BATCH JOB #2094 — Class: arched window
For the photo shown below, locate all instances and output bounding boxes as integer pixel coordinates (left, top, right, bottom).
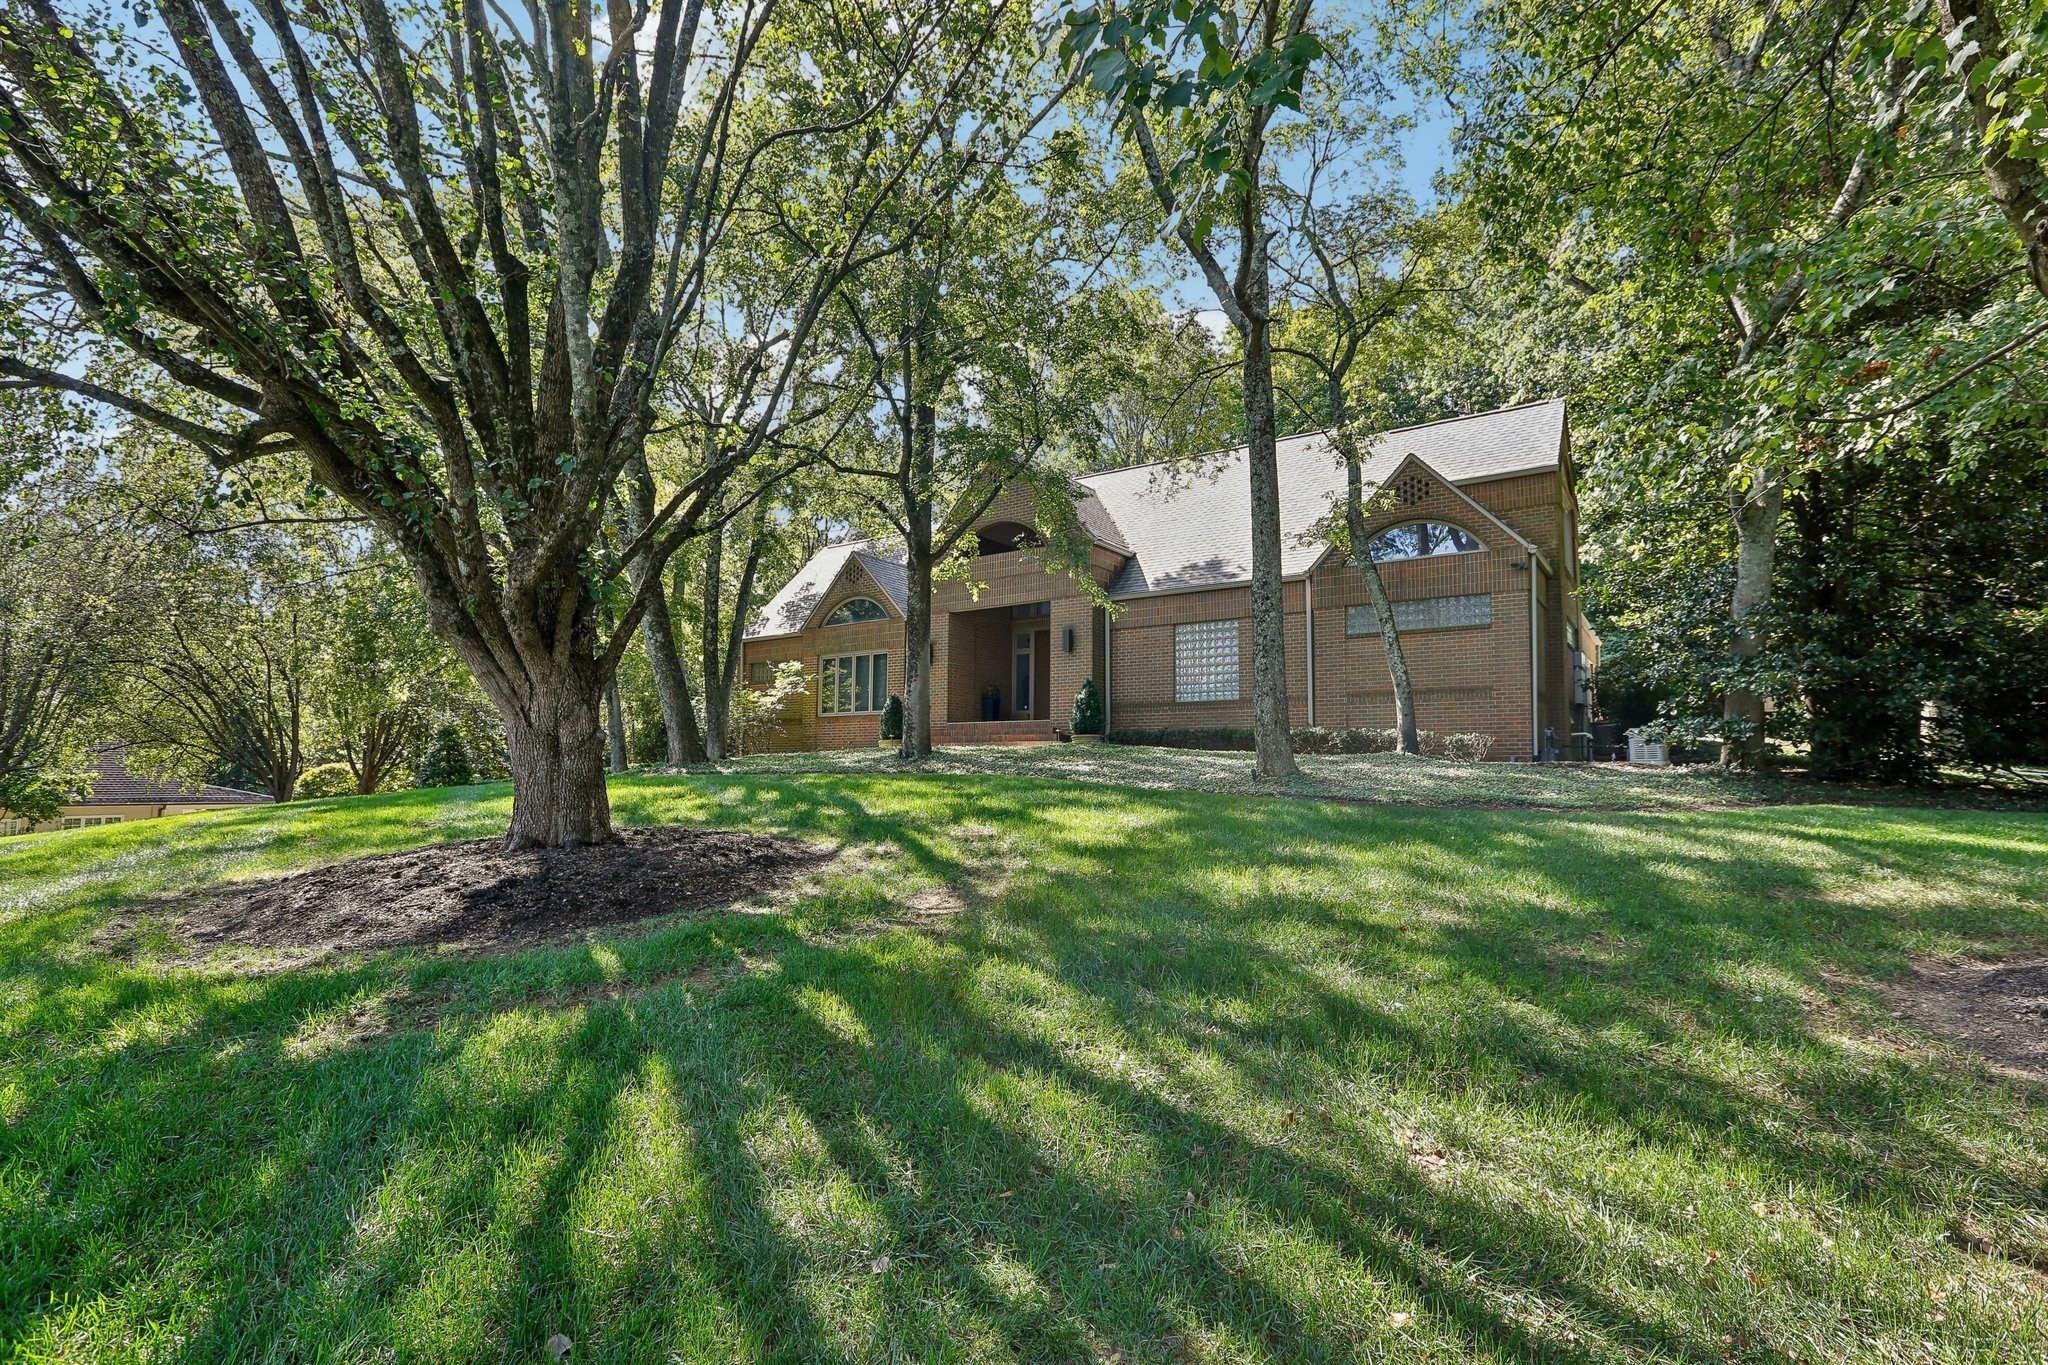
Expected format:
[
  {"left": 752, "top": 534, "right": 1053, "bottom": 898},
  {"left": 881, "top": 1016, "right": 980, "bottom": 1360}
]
[
  {"left": 824, "top": 597, "right": 888, "bottom": 626},
  {"left": 1368, "top": 521, "right": 1485, "bottom": 562},
  {"left": 976, "top": 521, "right": 1042, "bottom": 555}
]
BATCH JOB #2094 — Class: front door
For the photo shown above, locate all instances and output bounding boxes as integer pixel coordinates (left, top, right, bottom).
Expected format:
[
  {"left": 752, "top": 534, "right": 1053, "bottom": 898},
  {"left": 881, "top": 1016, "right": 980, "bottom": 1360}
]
[{"left": 1013, "top": 631, "right": 1034, "bottom": 719}]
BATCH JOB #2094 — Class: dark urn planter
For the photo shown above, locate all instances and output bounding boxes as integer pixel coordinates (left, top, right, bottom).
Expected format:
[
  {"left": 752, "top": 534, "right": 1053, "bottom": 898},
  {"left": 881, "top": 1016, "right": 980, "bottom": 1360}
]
[{"left": 981, "top": 692, "right": 1000, "bottom": 722}]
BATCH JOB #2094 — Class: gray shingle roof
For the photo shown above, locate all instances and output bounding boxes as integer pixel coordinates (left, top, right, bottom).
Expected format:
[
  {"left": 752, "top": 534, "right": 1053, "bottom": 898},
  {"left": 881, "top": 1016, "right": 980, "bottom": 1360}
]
[
  {"left": 1080, "top": 400, "right": 1565, "bottom": 598},
  {"left": 748, "top": 541, "right": 910, "bottom": 640},
  {"left": 78, "top": 744, "right": 272, "bottom": 806},
  {"left": 744, "top": 401, "right": 1565, "bottom": 633}
]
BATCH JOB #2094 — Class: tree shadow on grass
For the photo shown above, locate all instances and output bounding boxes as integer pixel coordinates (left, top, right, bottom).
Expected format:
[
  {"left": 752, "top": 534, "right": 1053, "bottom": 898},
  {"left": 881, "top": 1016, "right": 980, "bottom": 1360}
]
[{"left": 8, "top": 774, "right": 2048, "bottom": 1360}]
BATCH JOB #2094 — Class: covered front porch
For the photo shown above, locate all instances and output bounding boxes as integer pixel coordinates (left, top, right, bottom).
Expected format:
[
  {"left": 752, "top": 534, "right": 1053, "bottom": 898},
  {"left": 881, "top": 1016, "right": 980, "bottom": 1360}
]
[{"left": 944, "top": 600, "right": 1053, "bottom": 723}]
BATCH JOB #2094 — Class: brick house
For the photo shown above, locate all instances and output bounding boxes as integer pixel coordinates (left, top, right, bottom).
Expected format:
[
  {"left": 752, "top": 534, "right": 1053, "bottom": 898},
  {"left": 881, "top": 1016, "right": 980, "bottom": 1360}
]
[{"left": 741, "top": 399, "right": 1598, "bottom": 759}]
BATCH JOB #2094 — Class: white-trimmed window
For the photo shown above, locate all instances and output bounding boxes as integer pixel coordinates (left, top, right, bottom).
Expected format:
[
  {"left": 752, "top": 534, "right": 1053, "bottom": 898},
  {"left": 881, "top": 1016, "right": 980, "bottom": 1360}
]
[
  {"left": 0, "top": 817, "right": 31, "bottom": 837},
  {"left": 1368, "top": 521, "right": 1484, "bottom": 562},
  {"left": 820, "top": 652, "right": 889, "bottom": 715},
  {"left": 1347, "top": 594, "right": 1493, "bottom": 635},
  {"left": 59, "top": 815, "right": 122, "bottom": 830},
  {"left": 1175, "top": 620, "right": 1240, "bottom": 702}
]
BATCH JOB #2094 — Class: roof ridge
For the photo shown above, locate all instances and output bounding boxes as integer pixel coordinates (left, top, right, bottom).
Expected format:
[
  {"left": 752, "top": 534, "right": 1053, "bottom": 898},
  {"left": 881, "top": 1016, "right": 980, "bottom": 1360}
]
[{"left": 1074, "top": 398, "right": 1562, "bottom": 484}]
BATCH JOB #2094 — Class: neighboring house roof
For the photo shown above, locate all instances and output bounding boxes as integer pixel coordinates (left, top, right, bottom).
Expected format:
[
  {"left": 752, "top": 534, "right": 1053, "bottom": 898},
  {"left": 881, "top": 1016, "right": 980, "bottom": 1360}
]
[
  {"left": 745, "top": 400, "right": 1567, "bottom": 634},
  {"left": 76, "top": 745, "right": 273, "bottom": 807}
]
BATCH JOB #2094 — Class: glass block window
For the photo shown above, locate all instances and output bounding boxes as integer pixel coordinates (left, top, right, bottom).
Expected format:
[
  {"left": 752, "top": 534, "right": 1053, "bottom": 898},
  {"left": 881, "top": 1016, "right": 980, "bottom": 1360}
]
[
  {"left": 748, "top": 661, "right": 773, "bottom": 684},
  {"left": 820, "top": 652, "right": 888, "bottom": 714},
  {"left": 824, "top": 597, "right": 888, "bottom": 626},
  {"left": 1347, "top": 594, "right": 1493, "bottom": 635},
  {"left": 1175, "top": 620, "right": 1240, "bottom": 702}
]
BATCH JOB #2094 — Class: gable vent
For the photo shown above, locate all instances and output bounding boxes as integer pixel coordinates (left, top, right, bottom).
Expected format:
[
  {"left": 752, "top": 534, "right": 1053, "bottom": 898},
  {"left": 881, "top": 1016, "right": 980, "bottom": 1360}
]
[{"left": 1393, "top": 472, "right": 1431, "bottom": 507}]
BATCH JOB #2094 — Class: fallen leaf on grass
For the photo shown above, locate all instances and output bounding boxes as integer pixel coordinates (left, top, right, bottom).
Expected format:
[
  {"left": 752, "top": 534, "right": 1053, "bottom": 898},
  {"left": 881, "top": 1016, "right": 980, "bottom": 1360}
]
[{"left": 547, "top": 1334, "right": 572, "bottom": 1359}]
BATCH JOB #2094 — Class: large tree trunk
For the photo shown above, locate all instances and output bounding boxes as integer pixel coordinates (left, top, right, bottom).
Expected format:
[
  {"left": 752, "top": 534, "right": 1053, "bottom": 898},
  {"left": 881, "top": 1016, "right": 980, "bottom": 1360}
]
[
  {"left": 1723, "top": 472, "right": 1783, "bottom": 766},
  {"left": 1329, "top": 406, "right": 1419, "bottom": 755},
  {"left": 1238, "top": 239, "right": 1299, "bottom": 781},
  {"left": 902, "top": 401, "right": 938, "bottom": 759},
  {"left": 703, "top": 516, "right": 767, "bottom": 761},
  {"left": 499, "top": 674, "right": 613, "bottom": 848}
]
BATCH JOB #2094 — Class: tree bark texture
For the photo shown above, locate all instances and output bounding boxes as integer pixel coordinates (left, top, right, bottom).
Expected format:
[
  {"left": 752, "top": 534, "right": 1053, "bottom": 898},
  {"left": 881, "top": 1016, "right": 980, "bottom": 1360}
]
[
  {"left": 1723, "top": 473, "right": 1783, "bottom": 765},
  {"left": 902, "top": 400, "right": 938, "bottom": 760},
  {"left": 1237, "top": 234, "right": 1300, "bottom": 780}
]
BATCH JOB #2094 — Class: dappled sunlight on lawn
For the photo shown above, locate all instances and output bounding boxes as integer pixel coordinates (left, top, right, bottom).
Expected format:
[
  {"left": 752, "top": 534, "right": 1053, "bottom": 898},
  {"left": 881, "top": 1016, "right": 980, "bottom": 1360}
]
[{"left": 2, "top": 772, "right": 2046, "bottom": 1359}]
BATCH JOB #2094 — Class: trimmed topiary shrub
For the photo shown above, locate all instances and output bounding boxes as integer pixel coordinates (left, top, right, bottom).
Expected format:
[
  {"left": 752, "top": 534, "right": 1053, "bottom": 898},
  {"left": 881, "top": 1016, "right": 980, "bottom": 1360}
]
[
  {"left": 416, "top": 723, "right": 476, "bottom": 788},
  {"left": 1443, "top": 732, "right": 1495, "bottom": 762},
  {"left": 1070, "top": 680, "right": 1105, "bottom": 735},
  {"left": 879, "top": 693, "right": 903, "bottom": 741},
  {"left": 295, "top": 762, "right": 358, "bottom": 799}
]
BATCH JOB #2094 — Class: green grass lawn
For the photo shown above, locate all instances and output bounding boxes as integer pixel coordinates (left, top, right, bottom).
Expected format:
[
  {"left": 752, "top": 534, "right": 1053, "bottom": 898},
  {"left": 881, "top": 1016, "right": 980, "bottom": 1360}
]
[
  {"left": 3, "top": 770, "right": 2048, "bottom": 1362},
  {"left": 694, "top": 742, "right": 2047, "bottom": 811}
]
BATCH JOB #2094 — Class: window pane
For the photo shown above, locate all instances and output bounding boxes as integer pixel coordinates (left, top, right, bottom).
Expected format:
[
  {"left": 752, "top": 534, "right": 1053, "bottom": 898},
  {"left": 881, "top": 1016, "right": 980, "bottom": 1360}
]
[
  {"left": 825, "top": 598, "right": 888, "bottom": 626},
  {"left": 855, "top": 653, "right": 871, "bottom": 712},
  {"left": 1369, "top": 521, "right": 1483, "bottom": 562},
  {"left": 872, "top": 654, "right": 887, "bottom": 705},
  {"left": 1174, "top": 620, "right": 1240, "bottom": 702}
]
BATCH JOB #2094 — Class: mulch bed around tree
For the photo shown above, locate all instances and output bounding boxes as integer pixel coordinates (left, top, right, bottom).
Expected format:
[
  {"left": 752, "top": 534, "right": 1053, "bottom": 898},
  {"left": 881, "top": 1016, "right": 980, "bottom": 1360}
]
[
  {"left": 175, "top": 826, "right": 831, "bottom": 957},
  {"left": 1889, "top": 958, "right": 2048, "bottom": 1084}
]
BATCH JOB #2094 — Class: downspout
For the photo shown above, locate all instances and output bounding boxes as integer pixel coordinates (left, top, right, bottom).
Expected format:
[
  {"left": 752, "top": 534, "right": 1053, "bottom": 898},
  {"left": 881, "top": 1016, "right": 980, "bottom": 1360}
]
[
  {"left": 1103, "top": 604, "right": 1113, "bottom": 734},
  {"left": 1529, "top": 566, "right": 1541, "bottom": 760},
  {"left": 1304, "top": 576, "right": 1315, "bottom": 727}
]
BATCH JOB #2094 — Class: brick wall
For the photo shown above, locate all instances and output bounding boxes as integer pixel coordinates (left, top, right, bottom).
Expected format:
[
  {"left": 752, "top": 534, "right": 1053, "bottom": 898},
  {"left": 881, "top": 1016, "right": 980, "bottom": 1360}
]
[
  {"left": 740, "top": 576, "right": 904, "bottom": 753},
  {"left": 744, "top": 453, "right": 1578, "bottom": 758}
]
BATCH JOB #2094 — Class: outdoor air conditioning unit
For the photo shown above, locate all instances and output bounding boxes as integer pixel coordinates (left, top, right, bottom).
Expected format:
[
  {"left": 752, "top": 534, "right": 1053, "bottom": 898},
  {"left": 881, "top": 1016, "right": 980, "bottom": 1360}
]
[{"left": 1625, "top": 728, "right": 1668, "bottom": 765}]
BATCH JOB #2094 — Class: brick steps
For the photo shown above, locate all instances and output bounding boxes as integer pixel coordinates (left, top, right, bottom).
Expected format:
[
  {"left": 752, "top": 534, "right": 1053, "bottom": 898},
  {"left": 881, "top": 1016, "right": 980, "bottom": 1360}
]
[{"left": 931, "top": 720, "right": 1062, "bottom": 747}]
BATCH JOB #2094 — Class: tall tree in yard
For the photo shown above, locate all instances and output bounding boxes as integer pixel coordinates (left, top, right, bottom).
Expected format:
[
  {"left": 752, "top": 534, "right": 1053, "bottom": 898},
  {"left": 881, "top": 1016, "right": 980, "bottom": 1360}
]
[
  {"left": 0, "top": 0, "right": 959, "bottom": 845},
  {"left": 1061, "top": 0, "right": 1327, "bottom": 780},
  {"left": 1269, "top": 31, "right": 1458, "bottom": 756},
  {"left": 818, "top": 10, "right": 1124, "bottom": 760},
  {"left": 1468, "top": 0, "right": 1939, "bottom": 763}
]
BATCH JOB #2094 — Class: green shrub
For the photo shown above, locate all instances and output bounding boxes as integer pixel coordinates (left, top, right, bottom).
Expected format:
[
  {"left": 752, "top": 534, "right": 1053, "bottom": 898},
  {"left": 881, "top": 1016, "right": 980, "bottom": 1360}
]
[
  {"left": 1107, "top": 727, "right": 1255, "bottom": 751},
  {"left": 879, "top": 693, "right": 903, "bottom": 741},
  {"left": 295, "top": 762, "right": 358, "bottom": 799},
  {"left": 1442, "top": 732, "right": 1495, "bottom": 762},
  {"left": 416, "top": 724, "right": 476, "bottom": 788},
  {"left": 1070, "top": 680, "right": 1105, "bottom": 735}
]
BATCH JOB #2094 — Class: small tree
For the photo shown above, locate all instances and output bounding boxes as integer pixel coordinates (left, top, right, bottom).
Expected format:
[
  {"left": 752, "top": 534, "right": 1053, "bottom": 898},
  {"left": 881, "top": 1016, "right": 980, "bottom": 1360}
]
[
  {"left": 880, "top": 694, "right": 905, "bottom": 742},
  {"left": 416, "top": 726, "right": 476, "bottom": 790},
  {"left": 1070, "top": 679, "right": 1105, "bottom": 735},
  {"left": 730, "top": 662, "right": 812, "bottom": 757}
]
